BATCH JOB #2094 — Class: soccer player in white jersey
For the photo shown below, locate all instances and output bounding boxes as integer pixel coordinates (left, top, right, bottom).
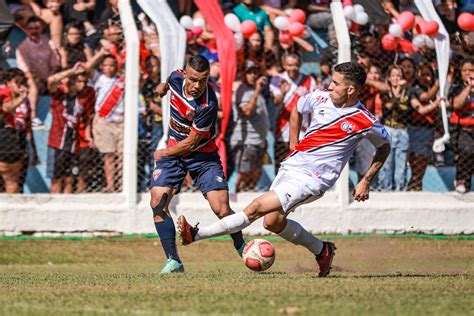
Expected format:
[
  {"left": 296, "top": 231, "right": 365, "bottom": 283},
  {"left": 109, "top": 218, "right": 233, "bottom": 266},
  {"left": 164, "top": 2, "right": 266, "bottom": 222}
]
[{"left": 178, "top": 62, "right": 392, "bottom": 277}]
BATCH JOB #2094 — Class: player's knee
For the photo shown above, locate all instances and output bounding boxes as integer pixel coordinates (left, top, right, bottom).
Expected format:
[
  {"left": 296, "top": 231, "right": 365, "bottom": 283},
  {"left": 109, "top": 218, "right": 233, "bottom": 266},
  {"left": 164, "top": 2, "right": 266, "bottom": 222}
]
[
  {"left": 244, "top": 200, "right": 263, "bottom": 222},
  {"left": 263, "top": 217, "right": 285, "bottom": 233},
  {"left": 150, "top": 192, "right": 169, "bottom": 220},
  {"left": 214, "top": 206, "right": 232, "bottom": 219}
]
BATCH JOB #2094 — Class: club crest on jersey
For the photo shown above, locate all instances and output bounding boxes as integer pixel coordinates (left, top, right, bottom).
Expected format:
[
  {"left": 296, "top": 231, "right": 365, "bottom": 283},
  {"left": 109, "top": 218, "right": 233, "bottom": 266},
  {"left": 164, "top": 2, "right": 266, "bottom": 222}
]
[
  {"left": 341, "top": 121, "right": 354, "bottom": 133},
  {"left": 185, "top": 110, "right": 195, "bottom": 121},
  {"left": 152, "top": 169, "right": 162, "bottom": 181}
]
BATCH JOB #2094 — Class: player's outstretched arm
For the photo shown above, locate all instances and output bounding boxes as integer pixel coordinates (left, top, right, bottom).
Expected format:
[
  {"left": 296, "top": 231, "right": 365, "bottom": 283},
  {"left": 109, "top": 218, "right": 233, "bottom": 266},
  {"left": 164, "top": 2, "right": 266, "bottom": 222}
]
[{"left": 353, "top": 142, "right": 390, "bottom": 202}]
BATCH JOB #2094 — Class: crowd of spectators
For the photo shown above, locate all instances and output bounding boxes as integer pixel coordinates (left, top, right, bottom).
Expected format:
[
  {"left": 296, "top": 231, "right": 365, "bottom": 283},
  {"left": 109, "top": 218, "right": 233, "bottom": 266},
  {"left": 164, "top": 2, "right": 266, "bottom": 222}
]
[{"left": 0, "top": 0, "right": 473, "bottom": 194}]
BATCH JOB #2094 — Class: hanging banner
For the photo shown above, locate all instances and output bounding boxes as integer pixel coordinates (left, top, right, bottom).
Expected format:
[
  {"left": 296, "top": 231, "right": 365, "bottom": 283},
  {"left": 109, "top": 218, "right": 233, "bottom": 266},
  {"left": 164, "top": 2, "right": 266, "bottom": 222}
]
[
  {"left": 194, "top": 0, "right": 237, "bottom": 176},
  {"left": 137, "top": 0, "right": 187, "bottom": 150},
  {"left": 414, "top": 0, "right": 450, "bottom": 153}
]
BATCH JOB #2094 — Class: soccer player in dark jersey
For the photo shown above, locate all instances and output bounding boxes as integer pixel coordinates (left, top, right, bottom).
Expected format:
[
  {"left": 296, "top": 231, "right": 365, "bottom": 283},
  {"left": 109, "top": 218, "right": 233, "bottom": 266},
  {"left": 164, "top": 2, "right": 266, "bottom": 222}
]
[{"left": 150, "top": 55, "right": 246, "bottom": 273}]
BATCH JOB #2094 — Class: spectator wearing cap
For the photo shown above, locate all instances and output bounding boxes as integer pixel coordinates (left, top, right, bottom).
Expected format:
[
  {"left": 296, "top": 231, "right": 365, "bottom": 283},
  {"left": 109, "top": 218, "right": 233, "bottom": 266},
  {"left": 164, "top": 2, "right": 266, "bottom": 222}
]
[
  {"left": 233, "top": 0, "right": 275, "bottom": 51},
  {"left": 231, "top": 60, "right": 270, "bottom": 192},
  {"left": 16, "top": 16, "right": 60, "bottom": 128}
]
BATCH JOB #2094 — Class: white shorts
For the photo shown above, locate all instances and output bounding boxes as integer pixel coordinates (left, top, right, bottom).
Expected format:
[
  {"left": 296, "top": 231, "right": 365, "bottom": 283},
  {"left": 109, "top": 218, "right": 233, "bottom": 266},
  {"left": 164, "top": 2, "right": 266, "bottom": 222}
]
[{"left": 270, "top": 167, "right": 324, "bottom": 215}]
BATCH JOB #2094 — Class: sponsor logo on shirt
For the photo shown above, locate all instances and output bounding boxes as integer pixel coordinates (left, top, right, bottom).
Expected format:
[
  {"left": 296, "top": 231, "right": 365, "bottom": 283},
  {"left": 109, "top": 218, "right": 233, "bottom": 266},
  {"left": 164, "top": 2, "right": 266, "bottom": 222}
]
[{"left": 341, "top": 121, "right": 354, "bottom": 133}]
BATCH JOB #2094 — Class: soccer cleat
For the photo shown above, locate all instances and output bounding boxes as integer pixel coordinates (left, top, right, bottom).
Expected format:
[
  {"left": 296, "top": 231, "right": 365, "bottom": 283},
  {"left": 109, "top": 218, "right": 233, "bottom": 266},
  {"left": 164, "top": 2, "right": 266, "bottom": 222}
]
[
  {"left": 237, "top": 243, "right": 246, "bottom": 258},
  {"left": 177, "top": 215, "right": 198, "bottom": 245},
  {"left": 316, "top": 241, "right": 336, "bottom": 277},
  {"left": 160, "top": 258, "right": 184, "bottom": 274}
]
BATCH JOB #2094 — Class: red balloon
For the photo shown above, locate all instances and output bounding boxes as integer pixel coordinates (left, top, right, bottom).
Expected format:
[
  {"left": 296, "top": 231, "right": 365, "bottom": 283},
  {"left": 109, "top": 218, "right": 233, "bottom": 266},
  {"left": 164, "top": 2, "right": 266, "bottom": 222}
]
[
  {"left": 186, "top": 29, "right": 195, "bottom": 42},
  {"left": 289, "top": 9, "right": 306, "bottom": 23},
  {"left": 279, "top": 31, "right": 293, "bottom": 44},
  {"left": 415, "top": 19, "right": 426, "bottom": 34},
  {"left": 424, "top": 21, "right": 439, "bottom": 36},
  {"left": 240, "top": 20, "right": 257, "bottom": 38},
  {"left": 381, "top": 34, "right": 398, "bottom": 51},
  {"left": 191, "top": 26, "right": 203, "bottom": 36},
  {"left": 457, "top": 12, "right": 474, "bottom": 31},
  {"left": 397, "top": 11, "right": 415, "bottom": 32},
  {"left": 342, "top": 0, "right": 353, "bottom": 7},
  {"left": 416, "top": 19, "right": 438, "bottom": 36},
  {"left": 289, "top": 22, "right": 305, "bottom": 37}
]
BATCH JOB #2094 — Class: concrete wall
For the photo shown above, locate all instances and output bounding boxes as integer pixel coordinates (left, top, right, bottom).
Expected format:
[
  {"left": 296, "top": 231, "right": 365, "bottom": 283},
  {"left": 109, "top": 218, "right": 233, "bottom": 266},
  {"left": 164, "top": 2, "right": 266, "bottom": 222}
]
[{"left": 1, "top": 192, "right": 473, "bottom": 236}]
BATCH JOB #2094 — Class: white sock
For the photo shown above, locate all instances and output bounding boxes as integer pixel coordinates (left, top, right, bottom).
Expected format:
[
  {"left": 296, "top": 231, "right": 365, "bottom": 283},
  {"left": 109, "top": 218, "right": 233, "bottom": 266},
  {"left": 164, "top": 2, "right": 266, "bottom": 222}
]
[
  {"left": 278, "top": 219, "right": 323, "bottom": 256},
  {"left": 195, "top": 212, "right": 250, "bottom": 240}
]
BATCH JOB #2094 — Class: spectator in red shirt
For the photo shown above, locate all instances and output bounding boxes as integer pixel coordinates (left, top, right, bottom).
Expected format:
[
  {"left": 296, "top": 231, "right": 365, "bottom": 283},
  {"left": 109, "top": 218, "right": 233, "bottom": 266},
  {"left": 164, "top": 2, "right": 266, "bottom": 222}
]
[
  {"left": 0, "top": 68, "right": 29, "bottom": 193},
  {"left": 46, "top": 62, "right": 87, "bottom": 193},
  {"left": 72, "top": 73, "right": 96, "bottom": 193}
]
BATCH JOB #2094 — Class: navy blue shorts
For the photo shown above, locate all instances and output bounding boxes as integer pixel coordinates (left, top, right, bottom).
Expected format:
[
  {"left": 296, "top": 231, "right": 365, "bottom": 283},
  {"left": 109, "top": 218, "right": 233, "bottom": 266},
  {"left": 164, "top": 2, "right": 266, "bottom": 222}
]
[{"left": 150, "top": 151, "right": 228, "bottom": 194}]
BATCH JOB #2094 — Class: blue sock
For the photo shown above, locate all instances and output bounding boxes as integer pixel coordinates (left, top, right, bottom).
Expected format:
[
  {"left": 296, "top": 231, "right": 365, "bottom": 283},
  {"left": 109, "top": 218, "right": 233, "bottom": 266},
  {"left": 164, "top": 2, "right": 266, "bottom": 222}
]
[{"left": 154, "top": 217, "right": 181, "bottom": 263}]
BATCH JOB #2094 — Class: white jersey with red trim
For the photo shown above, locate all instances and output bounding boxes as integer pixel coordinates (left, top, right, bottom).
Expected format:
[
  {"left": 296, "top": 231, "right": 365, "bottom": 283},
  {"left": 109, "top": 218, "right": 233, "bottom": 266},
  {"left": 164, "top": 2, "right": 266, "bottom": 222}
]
[{"left": 281, "top": 89, "right": 391, "bottom": 191}]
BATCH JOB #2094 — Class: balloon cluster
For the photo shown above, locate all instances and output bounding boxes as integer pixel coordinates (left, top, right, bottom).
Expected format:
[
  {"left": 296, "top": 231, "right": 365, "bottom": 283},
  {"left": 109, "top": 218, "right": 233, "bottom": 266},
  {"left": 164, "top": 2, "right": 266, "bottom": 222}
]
[
  {"left": 223, "top": 13, "right": 259, "bottom": 49},
  {"left": 223, "top": 13, "right": 245, "bottom": 49},
  {"left": 272, "top": 9, "right": 307, "bottom": 45},
  {"left": 343, "top": 1, "right": 369, "bottom": 32},
  {"left": 382, "top": 11, "right": 439, "bottom": 51},
  {"left": 457, "top": 12, "right": 474, "bottom": 31},
  {"left": 180, "top": 15, "right": 206, "bottom": 42}
]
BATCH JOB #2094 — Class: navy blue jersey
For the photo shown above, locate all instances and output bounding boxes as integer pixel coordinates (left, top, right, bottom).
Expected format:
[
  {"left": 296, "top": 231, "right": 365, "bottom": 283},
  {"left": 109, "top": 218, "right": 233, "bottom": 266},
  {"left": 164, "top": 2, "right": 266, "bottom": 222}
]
[{"left": 167, "top": 69, "right": 218, "bottom": 153}]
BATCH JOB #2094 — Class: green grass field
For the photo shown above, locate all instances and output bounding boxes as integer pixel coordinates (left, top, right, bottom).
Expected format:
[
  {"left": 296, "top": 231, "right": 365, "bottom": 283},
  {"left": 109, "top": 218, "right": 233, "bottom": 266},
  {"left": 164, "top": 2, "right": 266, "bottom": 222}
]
[{"left": 0, "top": 236, "right": 473, "bottom": 315}]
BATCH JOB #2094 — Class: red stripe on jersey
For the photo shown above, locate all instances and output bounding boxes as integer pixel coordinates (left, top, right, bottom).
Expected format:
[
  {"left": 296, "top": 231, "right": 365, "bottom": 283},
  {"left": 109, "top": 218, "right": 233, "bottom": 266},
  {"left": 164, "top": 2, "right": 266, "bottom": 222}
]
[
  {"left": 170, "top": 89, "right": 194, "bottom": 119},
  {"left": 295, "top": 111, "right": 374, "bottom": 152}
]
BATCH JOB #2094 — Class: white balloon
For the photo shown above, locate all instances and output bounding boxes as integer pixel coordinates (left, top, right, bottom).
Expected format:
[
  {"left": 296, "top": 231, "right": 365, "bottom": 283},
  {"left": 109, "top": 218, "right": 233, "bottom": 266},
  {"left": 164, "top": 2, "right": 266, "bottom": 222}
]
[
  {"left": 412, "top": 34, "right": 426, "bottom": 48},
  {"left": 224, "top": 13, "right": 241, "bottom": 33},
  {"left": 193, "top": 17, "right": 206, "bottom": 28},
  {"left": 344, "top": 6, "right": 355, "bottom": 21},
  {"left": 425, "top": 36, "right": 435, "bottom": 48},
  {"left": 353, "top": 4, "right": 365, "bottom": 13},
  {"left": 274, "top": 16, "right": 290, "bottom": 31},
  {"left": 234, "top": 32, "right": 244, "bottom": 49},
  {"left": 389, "top": 23, "right": 403, "bottom": 37},
  {"left": 179, "top": 15, "right": 193, "bottom": 30},
  {"left": 354, "top": 12, "right": 369, "bottom": 25}
]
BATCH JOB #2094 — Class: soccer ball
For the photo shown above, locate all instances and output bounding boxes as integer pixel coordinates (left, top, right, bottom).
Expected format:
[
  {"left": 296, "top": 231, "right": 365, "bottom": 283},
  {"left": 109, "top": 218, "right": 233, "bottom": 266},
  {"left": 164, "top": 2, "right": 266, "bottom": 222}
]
[{"left": 242, "top": 239, "right": 275, "bottom": 272}]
